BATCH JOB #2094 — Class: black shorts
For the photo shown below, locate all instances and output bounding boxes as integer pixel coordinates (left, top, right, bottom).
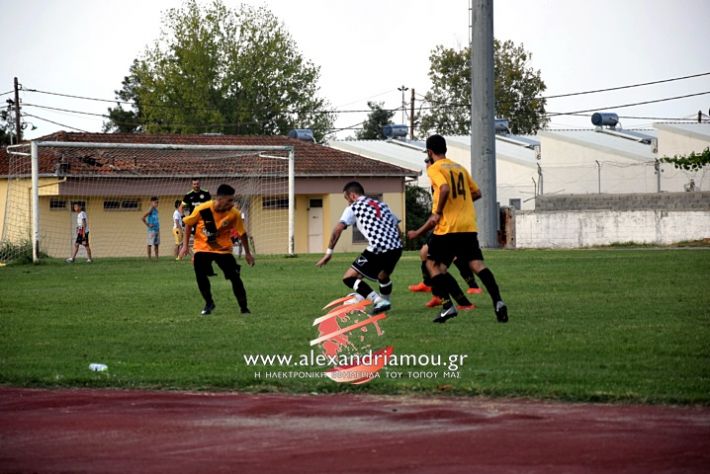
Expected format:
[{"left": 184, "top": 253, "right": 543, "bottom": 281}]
[
  {"left": 194, "top": 252, "right": 241, "bottom": 279},
  {"left": 75, "top": 231, "right": 89, "bottom": 245},
  {"left": 351, "top": 248, "right": 402, "bottom": 280},
  {"left": 427, "top": 233, "right": 484, "bottom": 267}
]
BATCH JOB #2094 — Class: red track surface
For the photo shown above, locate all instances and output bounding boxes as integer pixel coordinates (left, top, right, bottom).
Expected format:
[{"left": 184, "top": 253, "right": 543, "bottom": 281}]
[{"left": 1, "top": 388, "right": 709, "bottom": 473}]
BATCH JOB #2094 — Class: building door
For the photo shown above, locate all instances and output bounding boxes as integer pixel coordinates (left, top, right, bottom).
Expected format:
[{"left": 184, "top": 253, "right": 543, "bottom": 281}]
[{"left": 308, "top": 198, "right": 323, "bottom": 253}]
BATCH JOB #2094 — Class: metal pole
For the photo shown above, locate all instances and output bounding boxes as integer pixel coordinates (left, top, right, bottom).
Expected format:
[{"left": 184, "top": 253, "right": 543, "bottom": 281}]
[
  {"left": 31, "top": 141, "right": 39, "bottom": 262},
  {"left": 596, "top": 160, "right": 601, "bottom": 194},
  {"left": 288, "top": 148, "right": 295, "bottom": 256},
  {"left": 410, "top": 88, "right": 415, "bottom": 140},
  {"left": 397, "top": 85, "right": 408, "bottom": 125},
  {"left": 470, "top": 0, "right": 497, "bottom": 248},
  {"left": 655, "top": 159, "right": 661, "bottom": 193}
]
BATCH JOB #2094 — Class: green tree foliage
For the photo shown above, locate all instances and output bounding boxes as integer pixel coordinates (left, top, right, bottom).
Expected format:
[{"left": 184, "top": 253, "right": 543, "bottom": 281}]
[
  {"left": 104, "top": 0, "right": 334, "bottom": 140},
  {"left": 420, "top": 40, "right": 548, "bottom": 136},
  {"left": 660, "top": 147, "right": 710, "bottom": 171},
  {"left": 356, "top": 101, "right": 395, "bottom": 139},
  {"left": 404, "top": 184, "right": 432, "bottom": 250},
  {"left": 0, "top": 109, "right": 14, "bottom": 145}
]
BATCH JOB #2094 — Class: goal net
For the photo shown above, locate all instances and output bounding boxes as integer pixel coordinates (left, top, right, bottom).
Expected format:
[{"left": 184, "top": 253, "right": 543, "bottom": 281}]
[{"left": 1, "top": 141, "right": 294, "bottom": 263}]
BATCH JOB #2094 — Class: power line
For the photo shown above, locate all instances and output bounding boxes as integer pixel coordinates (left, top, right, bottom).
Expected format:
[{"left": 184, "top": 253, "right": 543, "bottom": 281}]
[
  {"left": 22, "top": 113, "right": 90, "bottom": 133},
  {"left": 548, "top": 91, "right": 710, "bottom": 116},
  {"left": 543, "top": 71, "right": 710, "bottom": 99},
  {"left": 0, "top": 90, "right": 13, "bottom": 97},
  {"left": 25, "top": 88, "right": 130, "bottom": 105}
]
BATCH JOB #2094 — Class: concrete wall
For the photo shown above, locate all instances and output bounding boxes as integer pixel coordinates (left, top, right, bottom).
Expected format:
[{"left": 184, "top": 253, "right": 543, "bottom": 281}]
[{"left": 515, "top": 193, "right": 710, "bottom": 248}]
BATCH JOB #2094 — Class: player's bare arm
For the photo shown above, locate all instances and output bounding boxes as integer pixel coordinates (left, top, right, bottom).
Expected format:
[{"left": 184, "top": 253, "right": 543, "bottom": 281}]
[
  {"left": 239, "top": 233, "right": 255, "bottom": 266},
  {"left": 471, "top": 189, "right": 482, "bottom": 201},
  {"left": 179, "top": 224, "right": 193, "bottom": 259},
  {"left": 316, "top": 222, "right": 346, "bottom": 267}
]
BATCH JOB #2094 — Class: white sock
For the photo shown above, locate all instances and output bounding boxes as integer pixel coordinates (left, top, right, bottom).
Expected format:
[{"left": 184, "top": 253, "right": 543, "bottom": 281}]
[{"left": 367, "top": 291, "right": 382, "bottom": 304}]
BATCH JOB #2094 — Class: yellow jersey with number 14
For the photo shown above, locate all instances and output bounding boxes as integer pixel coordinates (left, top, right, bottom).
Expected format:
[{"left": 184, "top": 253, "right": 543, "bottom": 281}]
[{"left": 427, "top": 158, "right": 479, "bottom": 234}]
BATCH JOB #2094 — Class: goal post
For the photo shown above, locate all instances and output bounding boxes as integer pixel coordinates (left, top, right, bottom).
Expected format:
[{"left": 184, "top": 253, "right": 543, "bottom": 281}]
[{"left": 2, "top": 141, "right": 296, "bottom": 263}]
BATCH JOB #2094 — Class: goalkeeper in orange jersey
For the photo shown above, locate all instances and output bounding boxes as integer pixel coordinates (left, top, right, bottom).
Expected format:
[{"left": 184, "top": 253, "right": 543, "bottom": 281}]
[{"left": 179, "top": 184, "right": 254, "bottom": 316}]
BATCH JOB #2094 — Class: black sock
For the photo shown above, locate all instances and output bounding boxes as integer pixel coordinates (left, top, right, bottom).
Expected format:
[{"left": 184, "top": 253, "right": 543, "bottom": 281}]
[
  {"left": 431, "top": 274, "right": 452, "bottom": 307},
  {"left": 421, "top": 261, "right": 432, "bottom": 286},
  {"left": 445, "top": 273, "right": 471, "bottom": 306},
  {"left": 477, "top": 268, "right": 502, "bottom": 303},
  {"left": 229, "top": 275, "right": 248, "bottom": 310},
  {"left": 379, "top": 279, "right": 392, "bottom": 298},
  {"left": 454, "top": 259, "right": 479, "bottom": 289},
  {"left": 344, "top": 276, "right": 375, "bottom": 300}
]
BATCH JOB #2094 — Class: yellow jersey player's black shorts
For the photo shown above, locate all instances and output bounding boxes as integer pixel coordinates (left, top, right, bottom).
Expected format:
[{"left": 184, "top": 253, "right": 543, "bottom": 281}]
[{"left": 427, "top": 232, "right": 484, "bottom": 267}]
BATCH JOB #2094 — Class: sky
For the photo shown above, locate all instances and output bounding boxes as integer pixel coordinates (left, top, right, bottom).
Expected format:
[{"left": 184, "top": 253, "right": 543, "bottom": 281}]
[{"left": 1, "top": 0, "right": 709, "bottom": 140}]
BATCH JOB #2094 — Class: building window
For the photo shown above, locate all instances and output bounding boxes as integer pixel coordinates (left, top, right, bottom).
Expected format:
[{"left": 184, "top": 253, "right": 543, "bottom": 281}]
[
  {"left": 49, "top": 199, "right": 67, "bottom": 210},
  {"left": 352, "top": 194, "right": 382, "bottom": 244},
  {"left": 104, "top": 200, "right": 141, "bottom": 211},
  {"left": 263, "top": 197, "right": 289, "bottom": 210}
]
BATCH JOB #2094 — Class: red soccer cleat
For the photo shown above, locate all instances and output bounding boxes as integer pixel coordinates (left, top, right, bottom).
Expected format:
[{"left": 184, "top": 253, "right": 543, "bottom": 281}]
[
  {"left": 467, "top": 287, "right": 483, "bottom": 295},
  {"left": 456, "top": 304, "right": 477, "bottom": 311},
  {"left": 424, "top": 296, "right": 443, "bottom": 308},
  {"left": 408, "top": 282, "right": 432, "bottom": 293}
]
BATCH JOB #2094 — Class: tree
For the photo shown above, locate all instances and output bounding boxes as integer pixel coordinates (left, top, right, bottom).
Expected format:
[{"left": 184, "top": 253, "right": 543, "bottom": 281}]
[
  {"left": 356, "top": 101, "right": 395, "bottom": 139},
  {"left": 0, "top": 108, "right": 14, "bottom": 145},
  {"left": 660, "top": 147, "right": 710, "bottom": 172},
  {"left": 404, "top": 184, "right": 432, "bottom": 250},
  {"left": 104, "top": 0, "right": 334, "bottom": 140},
  {"left": 420, "top": 40, "right": 548, "bottom": 136}
]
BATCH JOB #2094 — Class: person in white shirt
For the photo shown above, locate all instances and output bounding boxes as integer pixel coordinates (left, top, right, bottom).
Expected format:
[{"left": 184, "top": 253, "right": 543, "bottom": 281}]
[
  {"left": 66, "top": 202, "right": 93, "bottom": 263},
  {"left": 172, "top": 200, "right": 187, "bottom": 259}
]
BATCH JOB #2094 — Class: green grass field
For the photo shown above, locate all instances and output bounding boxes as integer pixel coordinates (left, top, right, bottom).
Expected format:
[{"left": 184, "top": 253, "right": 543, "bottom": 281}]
[{"left": 1, "top": 249, "right": 709, "bottom": 404}]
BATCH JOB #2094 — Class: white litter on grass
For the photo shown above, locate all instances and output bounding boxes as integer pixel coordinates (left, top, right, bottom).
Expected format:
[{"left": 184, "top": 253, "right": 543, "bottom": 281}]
[{"left": 89, "top": 363, "right": 108, "bottom": 372}]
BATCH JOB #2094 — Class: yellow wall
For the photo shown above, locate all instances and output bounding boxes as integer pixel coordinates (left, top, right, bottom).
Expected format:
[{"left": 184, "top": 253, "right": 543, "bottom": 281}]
[
  {"left": 0, "top": 179, "right": 7, "bottom": 240},
  {"left": 40, "top": 196, "right": 186, "bottom": 259},
  {"left": 1, "top": 177, "right": 61, "bottom": 247},
  {"left": 294, "top": 195, "right": 309, "bottom": 254}
]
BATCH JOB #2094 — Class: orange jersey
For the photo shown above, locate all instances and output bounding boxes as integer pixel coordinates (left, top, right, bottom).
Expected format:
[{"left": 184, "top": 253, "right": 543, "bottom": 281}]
[
  {"left": 183, "top": 201, "right": 246, "bottom": 254},
  {"left": 427, "top": 158, "right": 479, "bottom": 234}
]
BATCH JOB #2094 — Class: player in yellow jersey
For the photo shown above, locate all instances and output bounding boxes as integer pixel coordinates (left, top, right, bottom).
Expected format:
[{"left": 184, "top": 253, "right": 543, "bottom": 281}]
[
  {"left": 407, "top": 135, "right": 508, "bottom": 324},
  {"left": 179, "top": 184, "right": 254, "bottom": 316}
]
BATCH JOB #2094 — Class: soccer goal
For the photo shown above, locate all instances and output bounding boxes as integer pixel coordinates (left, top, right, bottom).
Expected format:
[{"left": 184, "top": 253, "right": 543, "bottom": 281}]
[{"left": 1, "top": 141, "right": 295, "bottom": 263}]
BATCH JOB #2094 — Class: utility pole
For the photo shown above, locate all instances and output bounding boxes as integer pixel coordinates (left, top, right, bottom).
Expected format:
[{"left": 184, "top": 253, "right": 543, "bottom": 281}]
[
  {"left": 410, "top": 88, "right": 415, "bottom": 140},
  {"left": 14, "top": 77, "right": 22, "bottom": 142},
  {"left": 397, "top": 85, "right": 408, "bottom": 125},
  {"left": 470, "top": 0, "right": 497, "bottom": 248}
]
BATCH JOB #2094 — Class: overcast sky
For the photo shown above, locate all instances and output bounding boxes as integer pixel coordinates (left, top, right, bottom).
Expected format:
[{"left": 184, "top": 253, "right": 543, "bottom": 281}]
[{"left": 1, "top": 0, "right": 709, "bottom": 140}]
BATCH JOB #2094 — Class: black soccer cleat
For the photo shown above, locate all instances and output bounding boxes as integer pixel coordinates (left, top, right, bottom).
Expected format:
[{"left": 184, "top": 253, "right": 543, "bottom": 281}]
[
  {"left": 241, "top": 307, "right": 251, "bottom": 314},
  {"left": 201, "top": 303, "right": 216, "bottom": 316},
  {"left": 433, "top": 305, "right": 457, "bottom": 324},
  {"left": 495, "top": 301, "right": 508, "bottom": 323}
]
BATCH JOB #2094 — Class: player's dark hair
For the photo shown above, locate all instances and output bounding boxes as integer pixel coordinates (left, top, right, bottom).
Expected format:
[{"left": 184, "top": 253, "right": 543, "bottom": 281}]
[
  {"left": 191, "top": 177, "right": 201, "bottom": 182},
  {"left": 216, "top": 184, "right": 236, "bottom": 196},
  {"left": 343, "top": 181, "right": 365, "bottom": 195},
  {"left": 150, "top": 196, "right": 159, "bottom": 201},
  {"left": 425, "top": 134, "right": 447, "bottom": 155},
  {"left": 174, "top": 199, "right": 181, "bottom": 209}
]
